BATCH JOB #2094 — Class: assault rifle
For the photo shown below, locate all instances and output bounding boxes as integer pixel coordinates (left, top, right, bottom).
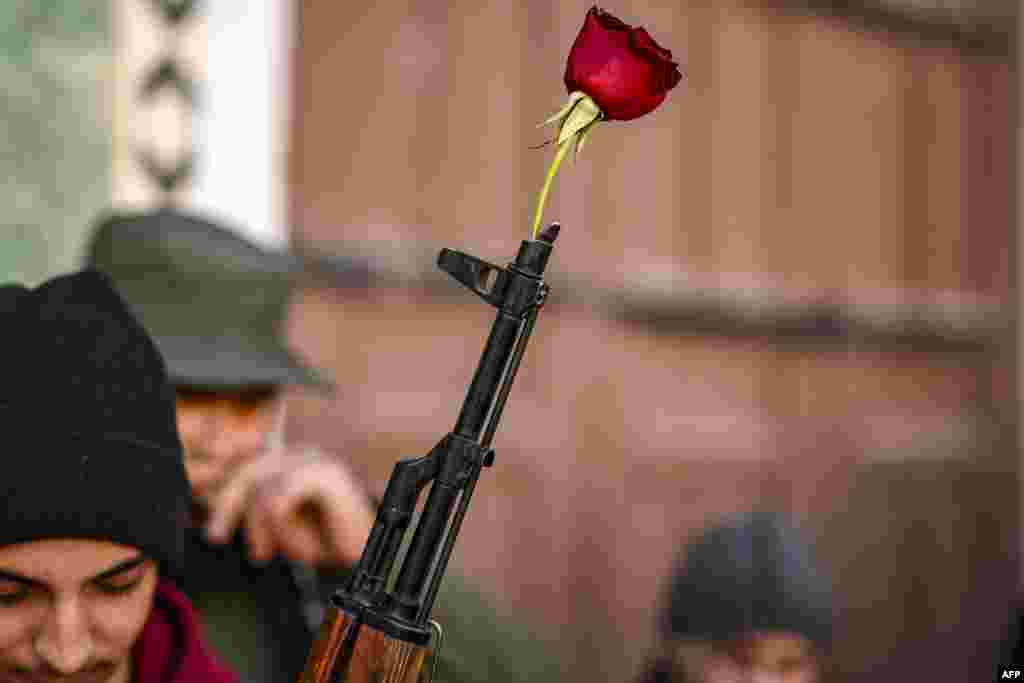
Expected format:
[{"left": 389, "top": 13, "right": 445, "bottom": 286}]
[{"left": 298, "top": 224, "right": 560, "bottom": 682}]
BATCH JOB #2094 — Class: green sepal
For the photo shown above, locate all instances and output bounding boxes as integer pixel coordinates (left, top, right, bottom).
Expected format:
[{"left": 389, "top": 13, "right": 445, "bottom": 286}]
[
  {"left": 573, "top": 122, "right": 597, "bottom": 162},
  {"left": 540, "top": 91, "right": 588, "bottom": 127},
  {"left": 556, "top": 93, "right": 602, "bottom": 146}
]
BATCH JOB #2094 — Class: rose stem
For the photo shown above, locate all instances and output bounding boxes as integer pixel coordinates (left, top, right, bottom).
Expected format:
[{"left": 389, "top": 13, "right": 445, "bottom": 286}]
[{"left": 530, "top": 135, "right": 573, "bottom": 240}]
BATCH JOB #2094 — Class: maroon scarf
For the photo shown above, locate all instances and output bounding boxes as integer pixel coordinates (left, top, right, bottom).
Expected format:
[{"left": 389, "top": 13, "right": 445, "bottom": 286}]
[{"left": 133, "top": 580, "right": 239, "bottom": 683}]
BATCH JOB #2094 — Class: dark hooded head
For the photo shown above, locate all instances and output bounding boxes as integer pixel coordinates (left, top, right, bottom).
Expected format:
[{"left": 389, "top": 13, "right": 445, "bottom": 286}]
[
  {"left": 0, "top": 269, "right": 191, "bottom": 581},
  {"left": 662, "top": 511, "right": 834, "bottom": 650}
]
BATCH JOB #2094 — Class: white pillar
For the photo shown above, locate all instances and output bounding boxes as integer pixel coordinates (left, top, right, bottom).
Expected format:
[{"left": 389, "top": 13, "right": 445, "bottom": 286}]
[
  {"left": 191, "top": 2, "right": 295, "bottom": 249},
  {"left": 112, "top": 0, "right": 204, "bottom": 210}
]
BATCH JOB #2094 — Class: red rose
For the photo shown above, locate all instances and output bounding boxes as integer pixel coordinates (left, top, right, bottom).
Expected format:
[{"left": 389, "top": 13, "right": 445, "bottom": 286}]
[
  {"left": 564, "top": 6, "right": 683, "bottom": 121},
  {"left": 529, "top": 6, "right": 684, "bottom": 239}
]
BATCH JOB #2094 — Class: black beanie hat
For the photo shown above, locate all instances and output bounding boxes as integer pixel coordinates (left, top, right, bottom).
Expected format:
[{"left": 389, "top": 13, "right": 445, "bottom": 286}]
[
  {"left": 662, "top": 511, "right": 834, "bottom": 650},
  {"left": 0, "top": 269, "right": 191, "bottom": 581}
]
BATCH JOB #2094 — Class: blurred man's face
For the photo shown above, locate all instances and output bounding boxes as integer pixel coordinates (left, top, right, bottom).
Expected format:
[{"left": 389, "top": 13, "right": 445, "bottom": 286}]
[
  {"left": 175, "top": 387, "right": 282, "bottom": 510},
  {"left": 674, "top": 632, "right": 818, "bottom": 683},
  {"left": 0, "top": 539, "right": 158, "bottom": 683}
]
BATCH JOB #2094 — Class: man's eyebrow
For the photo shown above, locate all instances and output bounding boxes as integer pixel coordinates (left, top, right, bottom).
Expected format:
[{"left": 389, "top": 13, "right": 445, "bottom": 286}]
[
  {"left": 91, "top": 555, "right": 148, "bottom": 582},
  {"left": 0, "top": 569, "right": 45, "bottom": 589},
  {"left": 0, "top": 555, "right": 148, "bottom": 589}
]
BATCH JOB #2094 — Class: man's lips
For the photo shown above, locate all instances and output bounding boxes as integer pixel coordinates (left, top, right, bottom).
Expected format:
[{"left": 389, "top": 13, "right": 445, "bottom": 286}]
[{"left": 0, "top": 663, "right": 116, "bottom": 683}]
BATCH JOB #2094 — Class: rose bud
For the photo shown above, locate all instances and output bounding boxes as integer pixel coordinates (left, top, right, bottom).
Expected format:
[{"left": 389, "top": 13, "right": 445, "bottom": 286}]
[
  {"left": 529, "top": 5, "right": 683, "bottom": 239},
  {"left": 564, "top": 6, "right": 683, "bottom": 121}
]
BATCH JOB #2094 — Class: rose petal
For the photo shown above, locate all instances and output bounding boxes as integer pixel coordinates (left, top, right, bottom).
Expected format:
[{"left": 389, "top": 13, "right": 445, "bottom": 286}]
[
  {"left": 591, "top": 6, "right": 630, "bottom": 33},
  {"left": 562, "top": 6, "right": 683, "bottom": 121},
  {"left": 630, "top": 27, "right": 675, "bottom": 63}
]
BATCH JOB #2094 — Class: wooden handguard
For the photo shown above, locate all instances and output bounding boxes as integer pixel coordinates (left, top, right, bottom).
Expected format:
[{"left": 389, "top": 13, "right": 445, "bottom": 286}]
[{"left": 299, "top": 607, "right": 433, "bottom": 683}]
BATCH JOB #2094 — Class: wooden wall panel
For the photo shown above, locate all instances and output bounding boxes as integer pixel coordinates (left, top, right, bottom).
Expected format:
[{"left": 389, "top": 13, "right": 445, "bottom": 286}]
[
  {"left": 287, "top": 2, "right": 1015, "bottom": 681},
  {"left": 293, "top": 2, "right": 1001, "bottom": 296}
]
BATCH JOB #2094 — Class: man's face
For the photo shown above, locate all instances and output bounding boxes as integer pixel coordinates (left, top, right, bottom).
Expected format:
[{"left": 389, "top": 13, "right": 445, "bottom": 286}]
[
  {"left": 174, "top": 387, "right": 282, "bottom": 510},
  {"left": 0, "top": 539, "right": 157, "bottom": 683},
  {"left": 674, "top": 632, "right": 818, "bottom": 683}
]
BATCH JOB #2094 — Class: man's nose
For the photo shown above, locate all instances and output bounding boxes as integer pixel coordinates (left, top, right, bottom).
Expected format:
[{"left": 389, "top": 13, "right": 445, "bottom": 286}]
[
  {"left": 182, "top": 406, "right": 247, "bottom": 460},
  {"left": 178, "top": 403, "right": 220, "bottom": 452},
  {"left": 208, "top": 431, "right": 256, "bottom": 470},
  {"left": 205, "top": 410, "right": 268, "bottom": 470},
  {"left": 34, "top": 598, "right": 94, "bottom": 674}
]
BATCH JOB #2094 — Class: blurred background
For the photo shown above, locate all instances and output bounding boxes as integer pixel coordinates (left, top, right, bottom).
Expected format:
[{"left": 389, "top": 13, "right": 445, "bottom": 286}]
[{"left": 1, "top": 0, "right": 1019, "bottom": 680}]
